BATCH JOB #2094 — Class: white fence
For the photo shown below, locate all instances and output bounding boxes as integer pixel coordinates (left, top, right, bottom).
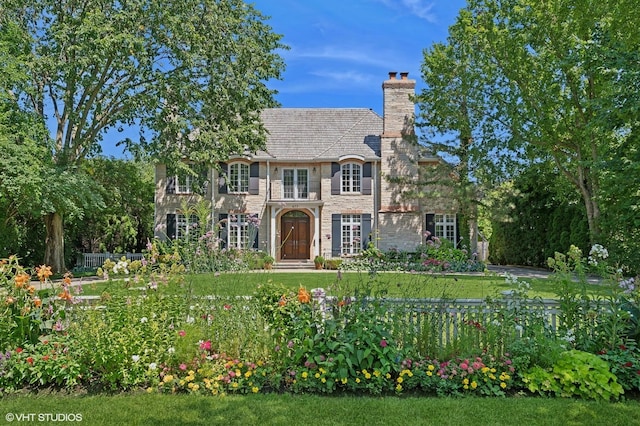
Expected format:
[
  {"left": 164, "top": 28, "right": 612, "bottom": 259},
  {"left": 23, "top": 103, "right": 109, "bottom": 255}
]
[{"left": 79, "top": 252, "right": 144, "bottom": 269}]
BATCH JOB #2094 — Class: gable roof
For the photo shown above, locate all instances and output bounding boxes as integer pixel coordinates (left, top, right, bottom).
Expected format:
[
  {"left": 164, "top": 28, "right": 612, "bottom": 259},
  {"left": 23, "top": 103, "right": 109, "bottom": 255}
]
[{"left": 254, "top": 108, "right": 382, "bottom": 161}]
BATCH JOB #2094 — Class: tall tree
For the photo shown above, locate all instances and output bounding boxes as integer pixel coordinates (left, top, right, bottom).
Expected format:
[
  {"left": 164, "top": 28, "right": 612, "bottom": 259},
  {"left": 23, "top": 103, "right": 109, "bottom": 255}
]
[
  {"left": 0, "top": 0, "right": 285, "bottom": 272},
  {"left": 424, "top": 0, "right": 639, "bottom": 246}
]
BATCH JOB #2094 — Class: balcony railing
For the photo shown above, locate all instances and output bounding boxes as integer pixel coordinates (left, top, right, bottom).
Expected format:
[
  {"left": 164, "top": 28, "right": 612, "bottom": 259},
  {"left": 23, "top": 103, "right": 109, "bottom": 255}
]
[{"left": 269, "top": 181, "right": 321, "bottom": 201}]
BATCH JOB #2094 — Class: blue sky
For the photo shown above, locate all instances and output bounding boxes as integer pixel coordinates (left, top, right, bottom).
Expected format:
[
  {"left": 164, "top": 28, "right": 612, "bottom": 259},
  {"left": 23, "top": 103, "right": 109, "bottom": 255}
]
[
  {"left": 252, "top": 0, "right": 467, "bottom": 115},
  {"left": 104, "top": 0, "right": 467, "bottom": 157}
]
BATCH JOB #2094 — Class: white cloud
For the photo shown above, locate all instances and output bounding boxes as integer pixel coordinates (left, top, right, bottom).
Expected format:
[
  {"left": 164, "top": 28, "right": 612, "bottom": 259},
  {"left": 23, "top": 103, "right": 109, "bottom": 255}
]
[{"left": 375, "top": 0, "right": 437, "bottom": 23}]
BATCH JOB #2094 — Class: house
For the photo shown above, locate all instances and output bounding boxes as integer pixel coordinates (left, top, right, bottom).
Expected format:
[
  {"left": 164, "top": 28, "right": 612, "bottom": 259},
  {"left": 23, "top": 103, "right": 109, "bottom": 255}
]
[{"left": 154, "top": 72, "right": 460, "bottom": 262}]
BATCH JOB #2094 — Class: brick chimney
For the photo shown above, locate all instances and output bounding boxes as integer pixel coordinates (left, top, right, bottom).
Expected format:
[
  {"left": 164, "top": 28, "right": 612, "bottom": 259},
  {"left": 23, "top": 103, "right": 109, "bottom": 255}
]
[{"left": 382, "top": 71, "right": 415, "bottom": 137}]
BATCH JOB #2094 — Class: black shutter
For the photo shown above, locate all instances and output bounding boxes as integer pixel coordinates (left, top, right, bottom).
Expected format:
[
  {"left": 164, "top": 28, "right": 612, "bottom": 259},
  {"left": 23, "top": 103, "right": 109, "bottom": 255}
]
[
  {"left": 166, "top": 176, "right": 176, "bottom": 194},
  {"left": 167, "top": 214, "right": 176, "bottom": 240},
  {"left": 426, "top": 214, "right": 435, "bottom": 241},
  {"left": 253, "top": 227, "right": 259, "bottom": 249},
  {"left": 200, "top": 166, "right": 209, "bottom": 194},
  {"left": 218, "top": 213, "right": 228, "bottom": 249},
  {"left": 249, "top": 162, "right": 260, "bottom": 195},
  {"left": 332, "top": 214, "right": 341, "bottom": 256},
  {"left": 362, "top": 162, "right": 372, "bottom": 195},
  {"left": 331, "top": 162, "right": 341, "bottom": 195},
  {"left": 361, "top": 214, "right": 372, "bottom": 250},
  {"left": 218, "top": 163, "right": 228, "bottom": 194}
]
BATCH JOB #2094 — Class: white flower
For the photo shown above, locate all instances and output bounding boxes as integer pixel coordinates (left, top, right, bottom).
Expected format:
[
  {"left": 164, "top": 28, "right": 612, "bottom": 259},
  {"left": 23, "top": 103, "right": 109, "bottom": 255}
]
[
  {"left": 185, "top": 315, "right": 195, "bottom": 324},
  {"left": 167, "top": 347, "right": 176, "bottom": 354},
  {"left": 514, "top": 325, "right": 523, "bottom": 333},
  {"left": 140, "top": 317, "right": 148, "bottom": 323},
  {"left": 132, "top": 355, "right": 140, "bottom": 362},
  {"left": 149, "top": 362, "right": 157, "bottom": 370}
]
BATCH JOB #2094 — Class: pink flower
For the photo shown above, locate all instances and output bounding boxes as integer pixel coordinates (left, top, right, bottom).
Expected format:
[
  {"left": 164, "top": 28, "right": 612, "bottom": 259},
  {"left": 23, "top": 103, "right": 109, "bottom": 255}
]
[
  {"left": 460, "top": 362, "right": 468, "bottom": 370},
  {"left": 179, "top": 363, "right": 187, "bottom": 371},
  {"left": 380, "top": 339, "right": 388, "bottom": 348},
  {"left": 178, "top": 330, "right": 186, "bottom": 337},
  {"left": 200, "top": 340, "right": 212, "bottom": 351},
  {"left": 223, "top": 304, "right": 231, "bottom": 310}
]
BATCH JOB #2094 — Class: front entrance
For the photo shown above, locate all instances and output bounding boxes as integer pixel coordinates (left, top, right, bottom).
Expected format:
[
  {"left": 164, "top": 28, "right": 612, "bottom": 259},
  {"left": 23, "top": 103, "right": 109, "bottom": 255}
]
[{"left": 280, "top": 211, "right": 310, "bottom": 260}]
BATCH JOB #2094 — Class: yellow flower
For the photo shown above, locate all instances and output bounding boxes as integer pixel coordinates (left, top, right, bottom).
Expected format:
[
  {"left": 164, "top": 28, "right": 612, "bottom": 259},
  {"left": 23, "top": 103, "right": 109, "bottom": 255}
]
[
  {"left": 356, "top": 378, "right": 361, "bottom": 383},
  {"left": 192, "top": 384, "right": 200, "bottom": 391},
  {"left": 428, "top": 364, "right": 435, "bottom": 371},
  {"left": 252, "top": 387, "right": 259, "bottom": 393},
  {"left": 471, "top": 381, "right": 478, "bottom": 389},
  {"left": 364, "top": 372, "right": 371, "bottom": 379},
  {"left": 163, "top": 375, "right": 174, "bottom": 383},
  {"left": 244, "top": 371, "right": 252, "bottom": 378},
  {"left": 341, "top": 377, "right": 348, "bottom": 384},
  {"left": 500, "top": 382, "right": 507, "bottom": 389},
  {"left": 146, "top": 387, "right": 154, "bottom": 393},
  {"left": 397, "top": 377, "right": 403, "bottom": 384},
  {"left": 362, "top": 369, "right": 368, "bottom": 375},
  {"left": 321, "top": 378, "right": 326, "bottom": 383},
  {"left": 395, "top": 384, "right": 403, "bottom": 392},
  {"left": 481, "top": 367, "right": 490, "bottom": 373},
  {"left": 232, "top": 382, "right": 239, "bottom": 388},
  {"left": 426, "top": 371, "right": 433, "bottom": 377},
  {"left": 489, "top": 374, "right": 496, "bottom": 380},
  {"left": 315, "top": 373, "right": 321, "bottom": 379},
  {"left": 462, "top": 378, "right": 469, "bottom": 385},
  {"left": 463, "top": 385, "right": 469, "bottom": 390},
  {"left": 490, "top": 368, "right": 496, "bottom": 373},
  {"left": 374, "top": 370, "right": 381, "bottom": 377},
  {"left": 302, "top": 372, "right": 308, "bottom": 379}
]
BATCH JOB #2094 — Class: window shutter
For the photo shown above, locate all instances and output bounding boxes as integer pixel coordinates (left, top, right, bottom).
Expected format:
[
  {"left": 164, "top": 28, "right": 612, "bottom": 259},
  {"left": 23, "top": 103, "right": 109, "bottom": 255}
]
[
  {"left": 166, "top": 176, "right": 176, "bottom": 194},
  {"left": 362, "top": 162, "right": 372, "bottom": 195},
  {"left": 200, "top": 166, "right": 209, "bottom": 194},
  {"left": 331, "top": 214, "right": 341, "bottom": 256},
  {"left": 166, "top": 214, "right": 176, "bottom": 240},
  {"left": 218, "top": 163, "right": 228, "bottom": 194},
  {"left": 426, "top": 214, "right": 435, "bottom": 241},
  {"left": 361, "top": 214, "right": 372, "bottom": 249},
  {"left": 455, "top": 215, "right": 461, "bottom": 249},
  {"left": 249, "top": 162, "right": 260, "bottom": 195},
  {"left": 331, "top": 162, "right": 341, "bottom": 195},
  {"left": 218, "top": 213, "right": 228, "bottom": 249},
  {"left": 253, "top": 226, "right": 259, "bottom": 249}
]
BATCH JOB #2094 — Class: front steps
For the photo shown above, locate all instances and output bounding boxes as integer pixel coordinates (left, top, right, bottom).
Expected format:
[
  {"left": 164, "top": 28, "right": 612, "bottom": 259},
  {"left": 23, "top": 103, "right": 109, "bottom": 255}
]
[{"left": 273, "top": 260, "right": 316, "bottom": 271}]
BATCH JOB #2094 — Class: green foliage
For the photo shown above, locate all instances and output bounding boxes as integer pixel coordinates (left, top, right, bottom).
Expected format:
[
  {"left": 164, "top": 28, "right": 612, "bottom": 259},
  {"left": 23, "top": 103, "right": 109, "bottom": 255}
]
[
  {"left": 597, "top": 342, "right": 640, "bottom": 392},
  {"left": 522, "top": 350, "right": 623, "bottom": 401},
  {"left": 0, "top": 0, "right": 286, "bottom": 270},
  {"left": 489, "top": 165, "right": 590, "bottom": 267}
]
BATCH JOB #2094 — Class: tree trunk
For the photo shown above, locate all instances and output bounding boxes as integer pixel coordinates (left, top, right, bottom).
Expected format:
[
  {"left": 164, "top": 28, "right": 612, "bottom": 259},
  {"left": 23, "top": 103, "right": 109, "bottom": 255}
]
[{"left": 44, "top": 212, "right": 65, "bottom": 273}]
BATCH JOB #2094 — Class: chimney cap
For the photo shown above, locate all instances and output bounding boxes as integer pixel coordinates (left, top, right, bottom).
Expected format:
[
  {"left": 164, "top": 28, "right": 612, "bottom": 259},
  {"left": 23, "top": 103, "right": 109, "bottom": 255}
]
[
  {"left": 388, "top": 71, "right": 398, "bottom": 80},
  {"left": 400, "top": 72, "right": 409, "bottom": 80}
]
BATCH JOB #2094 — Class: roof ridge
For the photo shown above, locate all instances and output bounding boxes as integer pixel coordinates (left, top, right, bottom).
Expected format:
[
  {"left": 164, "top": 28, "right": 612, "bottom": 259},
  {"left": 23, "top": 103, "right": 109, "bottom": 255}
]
[{"left": 312, "top": 110, "right": 371, "bottom": 160}]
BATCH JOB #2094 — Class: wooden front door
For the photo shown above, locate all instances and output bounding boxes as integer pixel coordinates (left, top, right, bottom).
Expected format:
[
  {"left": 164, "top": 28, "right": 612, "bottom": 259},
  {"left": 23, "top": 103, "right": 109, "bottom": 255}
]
[{"left": 281, "top": 211, "right": 310, "bottom": 260}]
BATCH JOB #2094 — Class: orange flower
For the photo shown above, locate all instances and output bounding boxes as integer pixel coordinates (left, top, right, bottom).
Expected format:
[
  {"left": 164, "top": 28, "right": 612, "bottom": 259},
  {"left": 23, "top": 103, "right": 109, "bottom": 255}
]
[
  {"left": 58, "top": 289, "right": 73, "bottom": 301},
  {"left": 278, "top": 295, "right": 287, "bottom": 307},
  {"left": 298, "top": 287, "right": 311, "bottom": 304},
  {"left": 14, "top": 273, "right": 30, "bottom": 289},
  {"left": 63, "top": 274, "right": 72, "bottom": 285},
  {"left": 27, "top": 285, "right": 36, "bottom": 295},
  {"left": 36, "top": 265, "right": 53, "bottom": 282},
  {"left": 33, "top": 297, "right": 42, "bottom": 308}
]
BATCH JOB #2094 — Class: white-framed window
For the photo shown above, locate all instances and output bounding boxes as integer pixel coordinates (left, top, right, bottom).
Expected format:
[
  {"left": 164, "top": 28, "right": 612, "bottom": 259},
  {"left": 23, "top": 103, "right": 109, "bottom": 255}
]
[
  {"left": 176, "top": 176, "right": 192, "bottom": 194},
  {"left": 341, "top": 163, "right": 361, "bottom": 193},
  {"left": 176, "top": 214, "right": 198, "bottom": 239},
  {"left": 341, "top": 214, "right": 362, "bottom": 255},
  {"left": 282, "top": 168, "right": 308, "bottom": 199},
  {"left": 228, "top": 214, "right": 250, "bottom": 249},
  {"left": 435, "top": 214, "right": 456, "bottom": 244},
  {"left": 229, "top": 163, "right": 249, "bottom": 193}
]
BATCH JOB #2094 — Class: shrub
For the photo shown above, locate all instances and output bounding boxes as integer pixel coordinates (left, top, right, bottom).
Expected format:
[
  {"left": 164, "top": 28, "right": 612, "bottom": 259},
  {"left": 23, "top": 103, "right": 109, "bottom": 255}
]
[{"left": 522, "top": 350, "right": 624, "bottom": 400}]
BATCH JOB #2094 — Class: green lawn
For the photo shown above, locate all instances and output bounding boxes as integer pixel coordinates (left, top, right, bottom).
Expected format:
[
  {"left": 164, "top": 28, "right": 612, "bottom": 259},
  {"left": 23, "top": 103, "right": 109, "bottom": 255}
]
[
  {"left": 73, "top": 270, "right": 608, "bottom": 300},
  {"left": 0, "top": 392, "right": 638, "bottom": 425}
]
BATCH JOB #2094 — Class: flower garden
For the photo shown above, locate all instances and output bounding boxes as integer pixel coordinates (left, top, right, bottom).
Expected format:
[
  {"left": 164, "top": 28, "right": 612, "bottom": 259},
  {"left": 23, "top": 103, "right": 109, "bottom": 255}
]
[{"left": 1, "top": 242, "right": 639, "bottom": 403}]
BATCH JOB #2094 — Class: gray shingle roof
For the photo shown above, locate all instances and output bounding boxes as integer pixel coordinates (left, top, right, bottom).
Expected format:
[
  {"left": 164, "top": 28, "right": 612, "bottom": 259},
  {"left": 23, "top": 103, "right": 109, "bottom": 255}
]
[{"left": 254, "top": 108, "right": 382, "bottom": 161}]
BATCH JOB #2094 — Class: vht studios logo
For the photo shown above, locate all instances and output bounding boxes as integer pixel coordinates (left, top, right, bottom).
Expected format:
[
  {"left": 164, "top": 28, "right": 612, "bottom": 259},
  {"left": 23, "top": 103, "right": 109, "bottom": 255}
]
[{"left": 5, "top": 413, "right": 83, "bottom": 422}]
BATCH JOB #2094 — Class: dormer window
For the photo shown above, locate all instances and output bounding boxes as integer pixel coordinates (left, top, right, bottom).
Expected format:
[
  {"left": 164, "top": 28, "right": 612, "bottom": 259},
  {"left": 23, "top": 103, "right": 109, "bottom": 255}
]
[
  {"left": 341, "top": 163, "right": 361, "bottom": 193},
  {"left": 229, "top": 162, "right": 249, "bottom": 193}
]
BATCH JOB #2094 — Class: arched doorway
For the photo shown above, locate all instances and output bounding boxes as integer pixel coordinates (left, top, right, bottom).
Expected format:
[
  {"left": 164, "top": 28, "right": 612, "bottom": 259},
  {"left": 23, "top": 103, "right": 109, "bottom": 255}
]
[{"left": 280, "top": 210, "right": 310, "bottom": 260}]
